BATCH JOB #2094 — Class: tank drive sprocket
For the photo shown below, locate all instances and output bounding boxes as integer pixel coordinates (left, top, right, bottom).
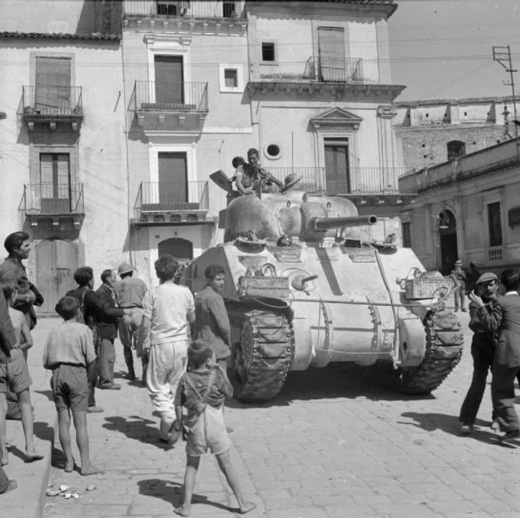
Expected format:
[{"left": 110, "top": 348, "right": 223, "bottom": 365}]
[
  {"left": 227, "top": 306, "right": 295, "bottom": 402},
  {"left": 362, "top": 309, "right": 464, "bottom": 394}
]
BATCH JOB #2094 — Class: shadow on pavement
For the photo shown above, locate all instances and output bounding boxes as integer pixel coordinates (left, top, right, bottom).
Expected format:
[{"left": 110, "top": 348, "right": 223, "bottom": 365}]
[
  {"left": 400, "top": 411, "right": 503, "bottom": 445},
  {"left": 34, "top": 389, "right": 54, "bottom": 402},
  {"left": 33, "top": 420, "right": 54, "bottom": 442},
  {"left": 137, "top": 478, "right": 232, "bottom": 513},
  {"left": 227, "top": 365, "right": 435, "bottom": 409},
  {"left": 102, "top": 415, "right": 170, "bottom": 450}
]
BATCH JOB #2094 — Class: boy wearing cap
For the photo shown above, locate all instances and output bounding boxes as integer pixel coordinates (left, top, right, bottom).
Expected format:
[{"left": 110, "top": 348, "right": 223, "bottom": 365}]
[
  {"left": 114, "top": 263, "right": 148, "bottom": 382},
  {"left": 459, "top": 272, "right": 498, "bottom": 434},
  {"left": 173, "top": 340, "right": 255, "bottom": 517},
  {"left": 451, "top": 259, "right": 467, "bottom": 312}
]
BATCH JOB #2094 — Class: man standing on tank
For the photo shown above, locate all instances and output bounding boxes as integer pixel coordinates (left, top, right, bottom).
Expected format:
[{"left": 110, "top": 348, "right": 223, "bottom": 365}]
[
  {"left": 193, "top": 265, "right": 231, "bottom": 371},
  {"left": 0, "top": 232, "right": 44, "bottom": 330},
  {"left": 459, "top": 272, "right": 499, "bottom": 434}
]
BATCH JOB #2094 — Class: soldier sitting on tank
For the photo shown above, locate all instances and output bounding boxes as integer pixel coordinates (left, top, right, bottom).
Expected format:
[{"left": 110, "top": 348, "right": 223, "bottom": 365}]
[{"left": 236, "top": 148, "right": 284, "bottom": 196}]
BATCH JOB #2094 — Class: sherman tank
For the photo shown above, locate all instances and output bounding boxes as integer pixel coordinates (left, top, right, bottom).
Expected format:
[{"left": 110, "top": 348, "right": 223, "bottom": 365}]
[{"left": 183, "top": 187, "right": 464, "bottom": 402}]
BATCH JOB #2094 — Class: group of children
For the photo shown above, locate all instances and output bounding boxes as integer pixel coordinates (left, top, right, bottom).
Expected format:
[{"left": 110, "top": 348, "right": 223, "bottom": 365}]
[{"left": 39, "top": 292, "right": 255, "bottom": 515}]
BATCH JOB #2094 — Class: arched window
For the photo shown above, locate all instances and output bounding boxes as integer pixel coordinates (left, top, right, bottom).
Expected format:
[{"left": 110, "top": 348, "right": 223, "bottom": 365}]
[{"left": 447, "top": 140, "right": 466, "bottom": 161}]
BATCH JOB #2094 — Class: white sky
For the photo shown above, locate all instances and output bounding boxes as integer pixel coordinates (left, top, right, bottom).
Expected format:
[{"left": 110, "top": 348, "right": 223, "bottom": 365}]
[{"left": 389, "top": 0, "right": 520, "bottom": 101}]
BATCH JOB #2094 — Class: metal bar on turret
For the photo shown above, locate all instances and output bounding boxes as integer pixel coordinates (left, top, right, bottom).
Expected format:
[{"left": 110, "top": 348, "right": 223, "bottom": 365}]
[{"left": 310, "top": 215, "right": 377, "bottom": 231}]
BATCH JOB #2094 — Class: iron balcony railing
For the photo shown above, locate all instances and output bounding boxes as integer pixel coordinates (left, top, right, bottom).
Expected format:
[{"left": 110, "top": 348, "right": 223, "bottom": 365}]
[
  {"left": 134, "top": 181, "right": 209, "bottom": 220},
  {"left": 130, "top": 81, "right": 208, "bottom": 112},
  {"left": 22, "top": 86, "right": 83, "bottom": 116},
  {"left": 267, "top": 167, "right": 407, "bottom": 194},
  {"left": 258, "top": 57, "right": 363, "bottom": 83},
  {"left": 20, "top": 183, "right": 84, "bottom": 215},
  {"left": 124, "top": 0, "right": 245, "bottom": 18}
]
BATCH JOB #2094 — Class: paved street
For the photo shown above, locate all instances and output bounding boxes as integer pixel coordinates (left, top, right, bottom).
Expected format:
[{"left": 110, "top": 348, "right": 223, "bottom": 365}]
[{"left": 27, "top": 311, "right": 520, "bottom": 518}]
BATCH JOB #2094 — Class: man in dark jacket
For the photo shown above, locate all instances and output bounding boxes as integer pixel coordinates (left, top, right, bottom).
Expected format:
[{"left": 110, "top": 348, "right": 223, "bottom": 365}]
[
  {"left": 459, "top": 272, "right": 498, "bottom": 434},
  {"left": 193, "top": 265, "right": 231, "bottom": 370},
  {"left": 66, "top": 266, "right": 103, "bottom": 412},
  {"left": 95, "top": 269, "right": 132, "bottom": 390},
  {"left": 0, "top": 232, "right": 43, "bottom": 330},
  {"left": 469, "top": 268, "right": 520, "bottom": 443}
]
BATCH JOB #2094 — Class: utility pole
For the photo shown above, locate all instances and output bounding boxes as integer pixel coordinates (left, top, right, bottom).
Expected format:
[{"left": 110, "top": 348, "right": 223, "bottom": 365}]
[{"left": 493, "top": 45, "right": 518, "bottom": 140}]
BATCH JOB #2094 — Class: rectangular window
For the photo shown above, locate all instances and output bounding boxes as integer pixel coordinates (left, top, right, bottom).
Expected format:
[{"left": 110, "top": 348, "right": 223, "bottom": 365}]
[
  {"left": 35, "top": 56, "right": 72, "bottom": 114},
  {"left": 224, "top": 68, "right": 238, "bottom": 88},
  {"left": 262, "top": 42, "right": 276, "bottom": 62},
  {"left": 488, "top": 202, "right": 503, "bottom": 247},
  {"left": 39, "top": 154, "right": 71, "bottom": 213},
  {"left": 223, "top": 1, "right": 236, "bottom": 17},
  {"left": 318, "top": 27, "right": 346, "bottom": 81},
  {"left": 402, "top": 222, "right": 411, "bottom": 248}
]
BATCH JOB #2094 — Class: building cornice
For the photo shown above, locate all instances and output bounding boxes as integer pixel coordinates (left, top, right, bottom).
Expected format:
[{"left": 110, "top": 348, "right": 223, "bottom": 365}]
[
  {"left": 0, "top": 31, "right": 120, "bottom": 41},
  {"left": 247, "top": 81, "right": 405, "bottom": 101}
]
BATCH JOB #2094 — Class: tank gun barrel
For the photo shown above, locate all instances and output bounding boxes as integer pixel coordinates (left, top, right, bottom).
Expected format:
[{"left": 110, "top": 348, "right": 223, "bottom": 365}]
[{"left": 310, "top": 215, "right": 377, "bottom": 232}]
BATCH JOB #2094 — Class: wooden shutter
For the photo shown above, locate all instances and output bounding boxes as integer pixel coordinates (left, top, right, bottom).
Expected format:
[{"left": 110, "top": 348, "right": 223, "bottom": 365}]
[
  {"left": 154, "top": 56, "right": 184, "bottom": 105},
  {"left": 318, "top": 28, "right": 346, "bottom": 82},
  {"left": 35, "top": 56, "right": 71, "bottom": 112},
  {"left": 158, "top": 152, "right": 188, "bottom": 205}
]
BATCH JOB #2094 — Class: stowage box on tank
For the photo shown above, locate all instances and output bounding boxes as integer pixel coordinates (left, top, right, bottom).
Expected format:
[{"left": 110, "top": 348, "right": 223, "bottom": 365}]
[{"left": 184, "top": 190, "right": 463, "bottom": 402}]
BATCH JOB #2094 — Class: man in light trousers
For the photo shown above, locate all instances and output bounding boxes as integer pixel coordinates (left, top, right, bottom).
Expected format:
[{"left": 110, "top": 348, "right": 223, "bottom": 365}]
[{"left": 138, "top": 255, "right": 195, "bottom": 442}]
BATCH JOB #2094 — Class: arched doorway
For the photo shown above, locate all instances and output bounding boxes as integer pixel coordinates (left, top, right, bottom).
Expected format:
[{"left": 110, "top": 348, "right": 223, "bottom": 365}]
[
  {"left": 158, "top": 237, "right": 193, "bottom": 263},
  {"left": 36, "top": 239, "right": 78, "bottom": 314},
  {"left": 439, "top": 210, "right": 458, "bottom": 275}
]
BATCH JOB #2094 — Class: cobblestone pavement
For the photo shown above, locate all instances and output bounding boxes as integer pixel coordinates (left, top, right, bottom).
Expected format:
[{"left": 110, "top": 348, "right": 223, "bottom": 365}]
[{"left": 39, "top": 311, "right": 520, "bottom": 518}]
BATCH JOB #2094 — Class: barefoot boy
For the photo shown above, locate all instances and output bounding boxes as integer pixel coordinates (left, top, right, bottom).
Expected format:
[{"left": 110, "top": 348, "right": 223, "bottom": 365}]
[
  {"left": 0, "top": 282, "right": 42, "bottom": 466},
  {"left": 173, "top": 340, "right": 255, "bottom": 517},
  {"left": 3, "top": 283, "right": 32, "bottom": 362},
  {"left": 43, "top": 296, "right": 102, "bottom": 475}
]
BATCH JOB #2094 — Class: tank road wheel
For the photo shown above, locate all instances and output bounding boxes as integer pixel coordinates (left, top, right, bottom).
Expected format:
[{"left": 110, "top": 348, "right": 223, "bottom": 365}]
[
  {"left": 228, "top": 307, "right": 294, "bottom": 403},
  {"left": 365, "top": 309, "right": 464, "bottom": 395}
]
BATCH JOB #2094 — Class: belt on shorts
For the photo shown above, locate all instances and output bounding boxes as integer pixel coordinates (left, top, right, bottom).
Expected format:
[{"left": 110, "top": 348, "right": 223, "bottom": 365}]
[{"left": 51, "top": 362, "right": 85, "bottom": 370}]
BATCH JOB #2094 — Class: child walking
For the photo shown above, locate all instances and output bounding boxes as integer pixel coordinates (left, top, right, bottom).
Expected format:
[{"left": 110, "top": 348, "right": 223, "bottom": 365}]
[
  {"left": 173, "top": 339, "right": 256, "bottom": 517},
  {"left": 43, "top": 296, "right": 102, "bottom": 475}
]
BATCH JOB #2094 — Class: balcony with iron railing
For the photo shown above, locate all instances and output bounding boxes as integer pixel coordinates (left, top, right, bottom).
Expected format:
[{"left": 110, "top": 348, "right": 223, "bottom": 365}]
[
  {"left": 257, "top": 57, "right": 364, "bottom": 84},
  {"left": 133, "top": 181, "right": 211, "bottom": 225},
  {"left": 268, "top": 167, "right": 408, "bottom": 194},
  {"left": 21, "top": 86, "right": 83, "bottom": 131},
  {"left": 123, "top": 1, "right": 247, "bottom": 30},
  {"left": 19, "top": 183, "right": 85, "bottom": 229},
  {"left": 130, "top": 80, "right": 208, "bottom": 131}
]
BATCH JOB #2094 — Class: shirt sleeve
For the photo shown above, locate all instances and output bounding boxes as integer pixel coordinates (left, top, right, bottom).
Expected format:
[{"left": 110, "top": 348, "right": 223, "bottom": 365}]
[
  {"left": 186, "top": 290, "right": 195, "bottom": 316},
  {"left": 142, "top": 290, "right": 154, "bottom": 320},
  {"left": 83, "top": 327, "right": 97, "bottom": 365},
  {"left": 209, "top": 296, "right": 231, "bottom": 346}
]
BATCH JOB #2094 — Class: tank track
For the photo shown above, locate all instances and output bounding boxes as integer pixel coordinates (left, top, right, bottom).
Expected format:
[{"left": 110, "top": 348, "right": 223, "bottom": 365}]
[
  {"left": 356, "top": 309, "right": 464, "bottom": 395},
  {"left": 227, "top": 305, "right": 295, "bottom": 402}
]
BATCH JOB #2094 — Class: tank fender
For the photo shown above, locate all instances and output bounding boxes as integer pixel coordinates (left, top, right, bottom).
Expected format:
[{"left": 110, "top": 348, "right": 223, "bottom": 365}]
[{"left": 398, "top": 312, "right": 426, "bottom": 367}]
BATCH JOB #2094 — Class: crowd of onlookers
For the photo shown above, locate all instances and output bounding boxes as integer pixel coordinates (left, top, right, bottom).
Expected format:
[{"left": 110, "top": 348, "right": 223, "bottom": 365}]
[{"left": 0, "top": 231, "right": 256, "bottom": 515}]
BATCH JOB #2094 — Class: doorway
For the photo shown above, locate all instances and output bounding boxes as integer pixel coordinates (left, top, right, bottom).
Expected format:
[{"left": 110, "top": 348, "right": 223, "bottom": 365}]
[
  {"left": 40, "top": 153, "right": 71, "bottom": 213},
  {"left": 36, "top": 239, "right": 78, "bottom": 314},
  {"left": 158, "top": 152, "right": 188, "bottom": 206},
  {"left": 439, "top": 210, "right": 458, "bottom": 274},
  {"left": 158, "top": 237, "right": 193, "bottom": 262},
  {"left": 324, "top": 138, "right": 350, "bottom": 193},
  {"left": 154, "top": 55, "right": 184, "bottom": 105}
]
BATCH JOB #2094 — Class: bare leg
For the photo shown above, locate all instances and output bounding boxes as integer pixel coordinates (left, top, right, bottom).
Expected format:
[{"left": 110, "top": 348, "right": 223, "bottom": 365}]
[
  {"left": 57, "top": 408, "right": 74, "bottom": 472},
  {"left": 17, "top": 389, "right": 42, "bottom": 461},
  {"left": 216, "top": 451, "right": 256, "bottom": 514},
  {"left": 174, "top": 455, "right": 200, "bottom": 517},
  {"left": 71, "top": 410, "right": 103, "bottom": 476},
  {"left": 0, "top": 394, "right": 8, "bottom": 466}
]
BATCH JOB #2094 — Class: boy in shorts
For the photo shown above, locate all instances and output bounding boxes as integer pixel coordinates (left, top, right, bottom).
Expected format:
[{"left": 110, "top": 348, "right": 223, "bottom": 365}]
[
  {"left": 0, "top": 286, "right": 41, "bottom": 466},
  {"left": 173, "top": 340, "right": 255, "bottom": 517},
  {"left": 2, "top": 282, "right": 32, "bottom": 362},
  {"left": 43, "top": 296, "right": 102, "bottom": 475}
]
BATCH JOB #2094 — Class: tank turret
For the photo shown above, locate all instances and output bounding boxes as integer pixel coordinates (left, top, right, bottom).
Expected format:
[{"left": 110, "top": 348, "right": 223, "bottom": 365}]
[{"left": 223, "top": 191, "right": 376, "bottom": 242}]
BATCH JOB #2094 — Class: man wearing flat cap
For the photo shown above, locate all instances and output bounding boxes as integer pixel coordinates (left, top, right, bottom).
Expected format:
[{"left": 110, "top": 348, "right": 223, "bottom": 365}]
[
  {"left": 459, "top": 272, "right": 498, "bottom": 434},
  {"left": 114, "top": 263, "right": 148, "bottom": 382}
]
